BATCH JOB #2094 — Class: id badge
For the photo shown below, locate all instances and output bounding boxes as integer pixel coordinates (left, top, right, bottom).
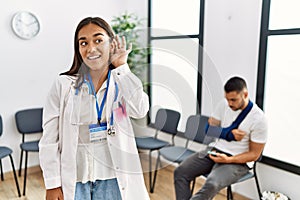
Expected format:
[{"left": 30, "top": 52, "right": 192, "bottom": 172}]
[{"left": 89, "top": 124, "right": 107, "bottom": 142}]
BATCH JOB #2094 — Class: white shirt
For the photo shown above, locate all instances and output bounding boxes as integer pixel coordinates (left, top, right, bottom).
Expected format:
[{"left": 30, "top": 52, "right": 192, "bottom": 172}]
[
  {"left": 76, "top": 81, "right": 116, "bottom": 183},
  {"left": 211, "top": 99, "right": 268, "bottom": 156}
]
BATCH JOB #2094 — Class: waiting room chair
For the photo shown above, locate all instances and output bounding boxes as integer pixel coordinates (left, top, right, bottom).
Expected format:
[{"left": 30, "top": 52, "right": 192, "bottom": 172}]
[
  {"left": 15, "top": 108, "right": 43, "bottom": 195},
  {"left": 0, "top": 114, "right": 21, "bottom": 197},
  {"left": 225, "top": 158, "right": 262, "bottom": 200},
  {"left": 195, "top": 158, "right": 262, "bottom": 200},
  {"left": 135, "top": 108, "right": 180, "bottom": 193},
  {"left": 189, "top": 119, "right": 263, "bottom": 200},
  {"left": 159, "top": 115, "right": 210, "bottom": 163},
  {"left": 156, "top": 114, "right": 262, "bottom": 199},
  {"left": 155, "top": 115, "right": 211, "bottom": 192}
]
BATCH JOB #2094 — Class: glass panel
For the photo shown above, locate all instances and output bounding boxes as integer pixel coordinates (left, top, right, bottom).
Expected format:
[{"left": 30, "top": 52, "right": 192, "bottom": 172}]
[
  {"left": 263, "top": 35, "right": 300, "bottom": 166},
  {"left": 150, "top": 38, "right": 199, "bottom": 131},
  {"left": 152, "top": 0, "right": 200, "bottom": 36},
  {"left": 269, "top": 0, "right": 300, "bottom": 30}
]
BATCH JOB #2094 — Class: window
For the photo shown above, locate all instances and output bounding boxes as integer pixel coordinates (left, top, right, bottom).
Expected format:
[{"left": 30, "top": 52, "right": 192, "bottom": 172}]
[
  {"left": 149, "top": 0, "right": 204, "bottom": 130},
  {"left": 152, "top": 0, "right": 200, "bottom": 36},
  {"left": 257, "top": 0, "right": 300, "bottom": 174}
]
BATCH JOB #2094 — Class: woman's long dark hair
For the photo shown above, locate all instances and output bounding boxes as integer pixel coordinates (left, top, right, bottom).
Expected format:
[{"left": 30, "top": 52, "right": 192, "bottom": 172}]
[{"left": 60, "top": 17, "right": 115, "bottom": 88}]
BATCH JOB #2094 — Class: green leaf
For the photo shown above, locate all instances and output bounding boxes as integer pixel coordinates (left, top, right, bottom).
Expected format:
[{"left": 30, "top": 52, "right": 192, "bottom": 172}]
[{"left": 111, "top": 11, "right": 148, "bottom": 84}]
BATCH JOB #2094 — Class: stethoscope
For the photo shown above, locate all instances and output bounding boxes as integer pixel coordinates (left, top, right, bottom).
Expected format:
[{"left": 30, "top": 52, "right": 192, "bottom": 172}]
[{"left": 75, "top": 70, "right": 118, "bottom": 135}]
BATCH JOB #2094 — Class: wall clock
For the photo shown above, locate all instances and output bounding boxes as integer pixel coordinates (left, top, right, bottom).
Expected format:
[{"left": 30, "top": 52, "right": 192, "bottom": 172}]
[{"left": 11, "top": 11, "right": 40, "bottom": 40}]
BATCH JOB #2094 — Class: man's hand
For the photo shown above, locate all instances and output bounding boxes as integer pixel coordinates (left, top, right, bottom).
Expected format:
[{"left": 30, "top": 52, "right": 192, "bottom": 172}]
[
  {"left": 46, "top": 187, "right": 64, "bottom": 200},
  {"left": 210, "top": 141, "right": 266, "bottom": 164},
  {"left": 231, "top": 129, "right": 246, "bottom": 141},
  {"left": 209, "top": 153, "right": 231, "bottom": 163},
  {"left": 208, "top": 117, "right": 221, "bottom": 126}
]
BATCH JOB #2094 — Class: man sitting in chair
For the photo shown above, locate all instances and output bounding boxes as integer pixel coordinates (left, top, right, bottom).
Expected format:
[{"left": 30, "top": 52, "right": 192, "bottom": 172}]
[{"left": 174, "top": 76, "right": 268, "bottom": 200}]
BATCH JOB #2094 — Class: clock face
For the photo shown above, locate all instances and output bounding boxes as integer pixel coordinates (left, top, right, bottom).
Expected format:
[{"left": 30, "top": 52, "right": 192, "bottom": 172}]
[{"left": 11, "top": 11, "right": 40, "bottom": 40}]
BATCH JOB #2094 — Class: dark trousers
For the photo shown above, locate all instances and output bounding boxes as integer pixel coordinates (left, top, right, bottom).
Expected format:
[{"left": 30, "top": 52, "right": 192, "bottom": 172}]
[{"left": 174, "top": 149, "right": 249, "bottom": 200}]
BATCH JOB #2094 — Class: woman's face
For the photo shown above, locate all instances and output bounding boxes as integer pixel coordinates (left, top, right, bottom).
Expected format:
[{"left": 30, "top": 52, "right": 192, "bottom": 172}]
[{"left": 78, "top": 23, "right": 112, "bottom": 72}]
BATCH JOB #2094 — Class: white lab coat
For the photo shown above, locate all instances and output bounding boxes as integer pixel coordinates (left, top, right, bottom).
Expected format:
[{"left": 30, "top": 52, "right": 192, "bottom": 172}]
[{"left": 39, "top": 64, "right": 150, "bottom": 200}]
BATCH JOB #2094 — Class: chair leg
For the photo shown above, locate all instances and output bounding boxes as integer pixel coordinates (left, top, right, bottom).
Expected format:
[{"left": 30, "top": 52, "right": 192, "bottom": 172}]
[
  {"left": 0, "top": 159, "right": 4, "bottom": 181},
  {"left": 9, "top": 155, "right": 21, "bottom": 197},
  {"left": 159, "top": 156, "right": 163, "bottom": 168},
  {"left": 190, "top": 178, "right": 196, "bottom": 194},
  {"left": 254, "top": 164, "right": 262, "bottom": 199},
  {"left": 150, "top": 151, "right": 160, "bottom": 193},
  {"left": 19, "top": 150, "right": 23, "bottom": 176},
  {"left": 227, "top": 185, "right": 233, "bottom": 200},
  {"left": 148, "top": 150, "right": 153, "bottom": 193},
  {"left": 23, "top": 151, "right": 28, "bottom": 196}
]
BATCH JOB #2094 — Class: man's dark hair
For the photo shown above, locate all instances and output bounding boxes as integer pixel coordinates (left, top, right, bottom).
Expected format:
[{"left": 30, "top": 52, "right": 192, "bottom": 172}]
[{"left": 224, "top": 76, "right": 247, "bottom": 93}]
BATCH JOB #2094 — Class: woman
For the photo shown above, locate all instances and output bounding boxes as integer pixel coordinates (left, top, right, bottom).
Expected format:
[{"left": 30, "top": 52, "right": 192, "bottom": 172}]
[{"left": 39, "top": 17, "right": 150, "bottom": 200}]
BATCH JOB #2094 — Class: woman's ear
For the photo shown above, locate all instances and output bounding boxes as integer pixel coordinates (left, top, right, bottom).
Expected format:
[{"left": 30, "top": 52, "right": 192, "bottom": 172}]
[{"left": 110, "top": 39, "right": 115, "bottom": 55}]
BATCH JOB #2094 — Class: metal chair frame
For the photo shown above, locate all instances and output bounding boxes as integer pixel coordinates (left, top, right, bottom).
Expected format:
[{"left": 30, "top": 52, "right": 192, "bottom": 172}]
[
  {"left": 226, "top": 160, "right": 262, "bottom": 199},
  {"left": 153, "top": 115, "right": 210, "bottom": 193},
  {"left": 191, "top": 160, "right": 262, "bottom": 200},
  {"left": 135, "top": 108, "right": 180, "bottom": 193},
  {"left": 15, "top": 108, "right": 43, "bottom": 195},
  {"left": 0, "top": 115, "right": 21, "bottom": 197}
]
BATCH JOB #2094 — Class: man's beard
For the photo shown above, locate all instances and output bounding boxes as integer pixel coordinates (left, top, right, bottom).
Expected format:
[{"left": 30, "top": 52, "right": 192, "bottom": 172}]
[{"left": 231, "top": 99, "right": 245, "bottom": 111}]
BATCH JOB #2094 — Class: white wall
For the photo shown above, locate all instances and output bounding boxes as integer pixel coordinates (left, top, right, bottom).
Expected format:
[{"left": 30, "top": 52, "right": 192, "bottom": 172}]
[
  {"left": 202, "top": 0, "right": 261, "bottom": 115},
  {"left": 0, "top": 0, "right": 147, "bottom": 173},
  {"left": 2, "top": 0, "right": 299, "bottom": 199},
  {"left": 202, "top": 0, "right": 300, "bottom": 199}
]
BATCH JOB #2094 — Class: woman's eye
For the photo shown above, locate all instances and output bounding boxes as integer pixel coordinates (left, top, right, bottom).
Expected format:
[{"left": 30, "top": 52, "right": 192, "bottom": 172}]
[
  {"left": 80, "top": 41, "right": 87, "bottom": 46},
  {"left": 96, "top": 39, "right": 102, "bottom": 44}
]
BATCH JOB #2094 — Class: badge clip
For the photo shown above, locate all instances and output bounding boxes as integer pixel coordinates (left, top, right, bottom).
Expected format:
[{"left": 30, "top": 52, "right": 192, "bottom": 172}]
[{"left": 108, "top": 126, "right": 116, "bottom": 136}]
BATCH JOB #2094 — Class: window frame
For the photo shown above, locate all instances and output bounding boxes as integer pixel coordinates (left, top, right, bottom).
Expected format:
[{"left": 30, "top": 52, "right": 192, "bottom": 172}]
[
  {"left": 256, "top": 0, "right": 300, "bottom": 175},
  {"left": 147, "top": 0, "right": 205, "bottom": 115}
]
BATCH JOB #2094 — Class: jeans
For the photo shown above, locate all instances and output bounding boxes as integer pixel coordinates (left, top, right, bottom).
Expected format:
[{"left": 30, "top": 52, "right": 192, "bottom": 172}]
[
  {"left": 174, "top": 149, "right": 249, "bottom": 200},
  {"left": 74, "top": 178, "right": 122, "bottom": 200}
]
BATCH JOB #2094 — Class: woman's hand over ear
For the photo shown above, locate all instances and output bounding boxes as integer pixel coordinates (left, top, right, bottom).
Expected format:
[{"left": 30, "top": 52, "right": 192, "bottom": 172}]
[{"left": 110, "top": 35, "right": 132, "bottom": 68}]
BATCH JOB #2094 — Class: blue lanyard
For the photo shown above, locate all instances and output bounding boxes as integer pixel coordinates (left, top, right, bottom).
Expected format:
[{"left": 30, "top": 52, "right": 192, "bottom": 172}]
[
  {"left": 87, "top": 70, "right": 111, "bottom": 124},
  {"left": 109, "top": 82, "right": 118, "bottom": 126}
]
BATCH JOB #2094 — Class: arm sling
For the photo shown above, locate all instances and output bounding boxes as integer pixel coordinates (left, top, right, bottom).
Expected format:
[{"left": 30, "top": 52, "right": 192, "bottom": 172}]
[{"left": 205, "top": 101, "right": 253, "bottom": 141}]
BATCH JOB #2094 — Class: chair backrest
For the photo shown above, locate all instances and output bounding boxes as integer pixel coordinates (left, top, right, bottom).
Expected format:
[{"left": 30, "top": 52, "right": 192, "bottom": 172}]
[
  {"left": 15, "top": 108, "right": 43, "bottom": 134},
  {"left": 154, "top": 109, "right": 180, "bottom": 135},
  {"left": 184, "top": 115, "right": 204, "bottom": 141},
  {"left": 184, "top": 115, "right": 214, "bottom": 145},
  {"left": 0, "top": 115, "right": 2, "bottom": 137}
]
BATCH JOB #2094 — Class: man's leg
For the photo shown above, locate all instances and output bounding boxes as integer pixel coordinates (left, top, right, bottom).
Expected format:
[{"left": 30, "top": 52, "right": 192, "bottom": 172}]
[
  {"left": 190, "top": 163, "right": 249, "bottom": 200},
  {"left": 174, "top": 150, "right": 214, "bottom": 200}
]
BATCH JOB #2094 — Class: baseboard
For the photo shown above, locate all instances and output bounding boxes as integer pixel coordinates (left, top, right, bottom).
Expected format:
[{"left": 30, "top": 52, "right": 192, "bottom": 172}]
[{"left": 1, "top": 165, "right": 42, "bottom": 180}]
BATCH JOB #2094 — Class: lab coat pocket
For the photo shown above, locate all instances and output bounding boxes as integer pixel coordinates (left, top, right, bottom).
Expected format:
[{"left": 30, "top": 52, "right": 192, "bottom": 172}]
[
  {"left": 113, "top": 97, "right": 127, "bottom": 123},
  {"left": 113, "top": 97, "right": 130, "bottom": 132},
  {"left": 112, "top": 97, "right": 135, "bottom": 140}
]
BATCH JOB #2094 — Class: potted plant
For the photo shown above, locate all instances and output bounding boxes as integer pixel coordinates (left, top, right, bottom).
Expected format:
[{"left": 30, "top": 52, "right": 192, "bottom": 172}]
[{"left": 111, "top": 12, "right": 149, "bottom": 84}]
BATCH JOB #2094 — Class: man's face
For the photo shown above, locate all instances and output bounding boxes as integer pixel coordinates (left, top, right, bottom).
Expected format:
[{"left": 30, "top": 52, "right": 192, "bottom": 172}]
[{"left": 225, "top": 90, "right": 247, "bottom": 111}]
